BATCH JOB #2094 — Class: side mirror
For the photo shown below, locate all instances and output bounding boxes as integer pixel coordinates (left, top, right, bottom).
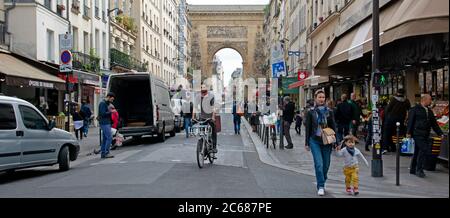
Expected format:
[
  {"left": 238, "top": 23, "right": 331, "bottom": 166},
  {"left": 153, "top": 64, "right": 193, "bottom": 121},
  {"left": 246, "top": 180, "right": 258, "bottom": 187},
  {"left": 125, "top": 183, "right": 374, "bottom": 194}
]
[{"left": 48, "top": 120, "right": 56, "bottom": 130}]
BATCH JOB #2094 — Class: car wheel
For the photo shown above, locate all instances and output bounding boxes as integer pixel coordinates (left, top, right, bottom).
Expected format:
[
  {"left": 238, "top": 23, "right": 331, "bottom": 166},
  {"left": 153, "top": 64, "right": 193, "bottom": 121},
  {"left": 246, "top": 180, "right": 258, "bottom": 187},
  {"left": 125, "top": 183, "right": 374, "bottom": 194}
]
[
  {"left": 158, "top": 126, "right": 166, "bottom": 142},
  {"left": 58, "top": 146, "right": 70, "bottom": 172}
]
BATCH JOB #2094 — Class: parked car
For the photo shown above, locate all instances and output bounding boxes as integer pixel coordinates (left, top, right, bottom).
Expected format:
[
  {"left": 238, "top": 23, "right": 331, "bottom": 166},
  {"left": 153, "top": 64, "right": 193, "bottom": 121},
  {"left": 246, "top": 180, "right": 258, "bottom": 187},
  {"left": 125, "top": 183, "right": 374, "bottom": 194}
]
[
  {"left": 107, "top": 72, "right": 176, "bottom": 141},
  {"left": 0, "top": 96, "right": 80, "bottom": 173}
]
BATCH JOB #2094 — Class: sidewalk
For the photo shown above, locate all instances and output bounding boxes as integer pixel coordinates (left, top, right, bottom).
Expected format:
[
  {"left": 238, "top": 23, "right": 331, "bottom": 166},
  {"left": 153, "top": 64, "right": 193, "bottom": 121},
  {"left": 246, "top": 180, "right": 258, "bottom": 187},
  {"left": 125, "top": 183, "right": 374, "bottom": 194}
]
[
  {"left": 75, "top": 127, "right": 102, "bottom": 156},
  {"left": 242, "top": 118, "right": 449, "bottom": 198}
]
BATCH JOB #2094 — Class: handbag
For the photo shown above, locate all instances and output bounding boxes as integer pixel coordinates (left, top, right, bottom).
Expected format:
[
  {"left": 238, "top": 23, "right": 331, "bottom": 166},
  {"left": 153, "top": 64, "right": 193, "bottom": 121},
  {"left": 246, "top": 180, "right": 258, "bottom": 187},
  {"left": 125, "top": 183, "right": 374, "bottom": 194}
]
[
  {"left": 321, "top": 127, "right": 337, "bottom": 145},
  {"left": 316, "top": 110, "right": 336, "bottom": 145}
]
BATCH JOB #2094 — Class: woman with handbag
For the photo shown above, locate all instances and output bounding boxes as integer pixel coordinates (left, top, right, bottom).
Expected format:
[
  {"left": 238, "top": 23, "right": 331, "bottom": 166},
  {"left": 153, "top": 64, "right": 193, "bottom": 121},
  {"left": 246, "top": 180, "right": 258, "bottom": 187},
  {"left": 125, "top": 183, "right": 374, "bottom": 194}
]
[{"left": 305, "top": 90, "right": 338, "bottom": 196}]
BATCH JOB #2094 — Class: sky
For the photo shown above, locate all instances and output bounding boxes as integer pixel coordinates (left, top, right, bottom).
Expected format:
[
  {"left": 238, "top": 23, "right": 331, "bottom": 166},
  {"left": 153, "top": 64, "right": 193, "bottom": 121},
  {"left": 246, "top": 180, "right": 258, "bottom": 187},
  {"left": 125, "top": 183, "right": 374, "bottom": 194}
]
[
  {"left": 215, "top": 49, "right": 243, "bottom": 88},
  {"left": 187, "top": 0, "right": 270, "bottom": 5}
]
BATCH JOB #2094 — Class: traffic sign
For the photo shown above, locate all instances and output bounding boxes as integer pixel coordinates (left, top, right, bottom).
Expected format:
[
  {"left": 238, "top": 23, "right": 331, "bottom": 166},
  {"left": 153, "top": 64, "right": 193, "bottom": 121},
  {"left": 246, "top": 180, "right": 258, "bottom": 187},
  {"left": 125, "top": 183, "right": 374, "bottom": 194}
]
[
  {"left": 59, "top": 34, "right": 73, "bottom": 51},
  {"left": 272, "top": 62, "right": 286, "bottom": 78},
  {"left": 60, "top": 50, "right": 73, "bottom": 73}
]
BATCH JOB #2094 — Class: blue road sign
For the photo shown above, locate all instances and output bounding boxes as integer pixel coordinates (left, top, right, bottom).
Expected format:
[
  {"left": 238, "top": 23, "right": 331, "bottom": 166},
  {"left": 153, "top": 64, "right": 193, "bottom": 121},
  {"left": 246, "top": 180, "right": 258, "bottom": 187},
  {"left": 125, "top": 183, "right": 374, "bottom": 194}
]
[{"left": 272, "top": 62, "right": 286, "bottom": 78}]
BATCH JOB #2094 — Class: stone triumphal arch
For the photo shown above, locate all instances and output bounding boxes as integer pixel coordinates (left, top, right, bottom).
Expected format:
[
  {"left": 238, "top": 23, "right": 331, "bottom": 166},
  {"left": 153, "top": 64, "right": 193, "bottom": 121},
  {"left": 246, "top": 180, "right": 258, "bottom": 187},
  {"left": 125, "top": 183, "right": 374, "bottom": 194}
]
[{"left": 188, "top": 5, "right": 266, "bottom": 79}]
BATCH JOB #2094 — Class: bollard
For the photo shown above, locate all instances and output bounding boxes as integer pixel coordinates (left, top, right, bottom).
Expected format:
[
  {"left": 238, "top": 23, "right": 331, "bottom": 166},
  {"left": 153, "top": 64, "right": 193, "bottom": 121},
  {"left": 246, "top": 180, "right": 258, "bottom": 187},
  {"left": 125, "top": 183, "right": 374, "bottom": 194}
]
[{"left": 396, "top": 122, "right": 401, "bottom": 186}]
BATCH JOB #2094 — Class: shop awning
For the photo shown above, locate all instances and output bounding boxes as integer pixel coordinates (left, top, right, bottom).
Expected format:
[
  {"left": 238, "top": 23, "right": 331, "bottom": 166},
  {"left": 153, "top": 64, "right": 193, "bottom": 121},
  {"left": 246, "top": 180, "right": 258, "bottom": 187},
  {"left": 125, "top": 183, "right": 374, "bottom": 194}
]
[
  {"left": 328, "top": 0, "right": 449, "bottom": 67},
  {"left": 288, "top": 80, "right": 306, "bottom": 89},
  {"left": 0, "top": 52, "right": 66, "bottom": 90}
]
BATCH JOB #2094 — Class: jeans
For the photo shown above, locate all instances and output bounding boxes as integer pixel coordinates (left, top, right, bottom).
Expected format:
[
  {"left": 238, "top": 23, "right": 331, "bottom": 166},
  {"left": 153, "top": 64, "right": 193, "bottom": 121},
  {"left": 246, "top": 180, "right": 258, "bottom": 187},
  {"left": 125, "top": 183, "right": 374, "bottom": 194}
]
[
  {"left": 184, "top": 117, "right": 192, "bottom": 137},
  {"left": 83, "top": 119, "right": 90, "bottom": 136},
  {"left": 284, "top": 121, "right": 293, "bottom": 146},
  {"left": 100, "top": 124, "right": 112, "bottom": 157},
  {"left": 337, "top": 123, "right": 351, "bottom": 145},
  {"left": 234, "top": 116, "right": 241, "bottom": 134},
  {"left": 410, "top": 137, "right": 432, "bottom": 174},
  {"left": 309, "top": 137, "right": 333, "bottom": 190}
]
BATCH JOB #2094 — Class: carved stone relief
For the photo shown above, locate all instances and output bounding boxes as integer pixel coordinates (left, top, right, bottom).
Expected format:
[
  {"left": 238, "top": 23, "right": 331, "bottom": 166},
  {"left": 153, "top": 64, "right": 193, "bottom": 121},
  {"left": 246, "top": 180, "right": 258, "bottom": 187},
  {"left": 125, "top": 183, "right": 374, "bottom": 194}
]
[{"left": 207, "top": 26, "right": 248, "bottom": 39}]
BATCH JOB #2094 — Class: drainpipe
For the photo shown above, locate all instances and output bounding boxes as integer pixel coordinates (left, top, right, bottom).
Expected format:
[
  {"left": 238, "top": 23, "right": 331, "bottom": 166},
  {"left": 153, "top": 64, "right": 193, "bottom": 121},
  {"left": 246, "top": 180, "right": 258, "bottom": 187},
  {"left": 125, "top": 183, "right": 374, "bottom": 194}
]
[{"left": 67, "top": 0, "right": 71, "bottom": 34}]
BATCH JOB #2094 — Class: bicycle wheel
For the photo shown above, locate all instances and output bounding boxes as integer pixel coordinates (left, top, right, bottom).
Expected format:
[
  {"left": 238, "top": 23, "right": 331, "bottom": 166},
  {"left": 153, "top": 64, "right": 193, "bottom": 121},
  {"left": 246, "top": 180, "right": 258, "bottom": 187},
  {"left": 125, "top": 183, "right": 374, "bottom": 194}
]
[
  {"left": 208, "top": 145, "right": 215, "bottom": 165},
  {"left": 197, "top": 138, "right": 205, "bottom": 169}
]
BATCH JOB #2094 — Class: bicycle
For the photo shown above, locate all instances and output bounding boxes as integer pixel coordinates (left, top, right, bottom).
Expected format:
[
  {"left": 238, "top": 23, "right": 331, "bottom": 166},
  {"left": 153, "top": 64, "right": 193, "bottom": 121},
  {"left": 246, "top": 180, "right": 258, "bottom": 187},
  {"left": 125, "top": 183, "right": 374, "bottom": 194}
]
[{"left": 190, "top": 118, "right": 216, "bottom": 168}]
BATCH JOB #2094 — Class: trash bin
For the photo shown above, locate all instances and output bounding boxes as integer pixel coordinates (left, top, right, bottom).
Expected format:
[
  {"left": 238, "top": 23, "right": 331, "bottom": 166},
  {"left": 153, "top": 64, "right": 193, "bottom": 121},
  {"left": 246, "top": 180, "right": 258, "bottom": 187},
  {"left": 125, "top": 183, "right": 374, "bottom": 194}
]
[{"left": 424, "top": 137, "right": 443, "bottom": 171}]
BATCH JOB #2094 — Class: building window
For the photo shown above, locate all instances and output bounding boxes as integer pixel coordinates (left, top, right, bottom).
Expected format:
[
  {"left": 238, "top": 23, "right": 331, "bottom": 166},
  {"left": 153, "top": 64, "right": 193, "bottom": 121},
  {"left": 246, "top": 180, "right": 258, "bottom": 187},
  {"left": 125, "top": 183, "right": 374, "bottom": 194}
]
[
  {"left": 47, "top": 29, "right": 55, "bottom": 63},
  {"left": 44, "top": 0, "right": 52, "bottom": 10}
]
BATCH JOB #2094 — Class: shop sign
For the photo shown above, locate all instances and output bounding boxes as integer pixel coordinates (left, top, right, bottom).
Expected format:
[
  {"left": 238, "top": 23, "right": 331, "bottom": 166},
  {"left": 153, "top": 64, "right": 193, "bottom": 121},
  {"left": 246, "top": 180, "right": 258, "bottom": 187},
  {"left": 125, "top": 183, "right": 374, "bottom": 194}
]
[
  {"left": 28, "top": 80, "right": 54, "bottom": 89},
  {"left": 84, "top": 79, "right": 99, "bottom": 86}
]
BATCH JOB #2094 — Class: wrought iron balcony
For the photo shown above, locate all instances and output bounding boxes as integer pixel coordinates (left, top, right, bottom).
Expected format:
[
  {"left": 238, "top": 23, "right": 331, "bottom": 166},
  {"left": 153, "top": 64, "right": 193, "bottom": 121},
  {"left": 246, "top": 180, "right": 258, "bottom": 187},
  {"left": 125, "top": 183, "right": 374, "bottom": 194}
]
[
  {"left": 110, "top": 48, "right": 148, "bottom": 72},
  {"left": 72, "top": 51, "right": 100, "bottom": 73}
]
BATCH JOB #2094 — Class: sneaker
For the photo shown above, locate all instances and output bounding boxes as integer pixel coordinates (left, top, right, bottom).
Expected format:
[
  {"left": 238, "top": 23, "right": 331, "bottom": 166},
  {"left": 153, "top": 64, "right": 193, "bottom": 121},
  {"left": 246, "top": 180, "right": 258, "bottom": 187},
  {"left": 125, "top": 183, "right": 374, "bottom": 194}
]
[
  {"left": 211, "top": 148, "right": 218, "bottom": 153},
  {"left": 93, "top": 149, "right": 101, "bottom": 155},
  {"left": 285, "top": 145, "right": 294, "bottom": 149},
  {"left": 382, "top": 150, "right": 388, "bottom": 155},
  {"left": 417, "top": 171, "right": 426, "bottom": 178},
  {"left": 317, "top": 188, "right": 325, "bottom": 196},
  {"left": 101, "top": 154, "right": 115, "bottom": 159},
  {"left": 346, "top": 187, "right": 352, "bottom": 195},
  {"left": 353, "top": 188, "right": 359, "bottom": 196}
]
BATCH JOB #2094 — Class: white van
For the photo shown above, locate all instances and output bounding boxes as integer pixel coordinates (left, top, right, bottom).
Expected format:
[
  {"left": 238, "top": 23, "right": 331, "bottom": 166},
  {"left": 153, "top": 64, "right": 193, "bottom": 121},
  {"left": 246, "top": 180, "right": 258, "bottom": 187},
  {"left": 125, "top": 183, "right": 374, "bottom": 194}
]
[
  {"left": 0, "top": 96, "right": 80, "bottom": 173},
  {"left": 107, "top": 72, "right": 176, "bottom": 141}
]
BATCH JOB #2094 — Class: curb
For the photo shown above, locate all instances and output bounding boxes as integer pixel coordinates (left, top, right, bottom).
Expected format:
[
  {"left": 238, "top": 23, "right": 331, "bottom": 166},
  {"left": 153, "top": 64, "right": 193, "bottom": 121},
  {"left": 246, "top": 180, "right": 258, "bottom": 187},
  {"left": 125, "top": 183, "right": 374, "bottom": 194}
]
[{"left": 241, "top": 117, "right": 341, "bottom": 181}]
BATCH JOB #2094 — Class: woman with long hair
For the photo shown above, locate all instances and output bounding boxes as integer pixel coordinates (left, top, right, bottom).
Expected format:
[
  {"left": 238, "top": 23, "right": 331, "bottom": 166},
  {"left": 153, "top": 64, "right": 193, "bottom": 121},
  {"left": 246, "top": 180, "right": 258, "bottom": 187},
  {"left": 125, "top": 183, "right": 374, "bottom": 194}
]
[{"left": 305, "top": 90, "right": 338, "bottom": 196}]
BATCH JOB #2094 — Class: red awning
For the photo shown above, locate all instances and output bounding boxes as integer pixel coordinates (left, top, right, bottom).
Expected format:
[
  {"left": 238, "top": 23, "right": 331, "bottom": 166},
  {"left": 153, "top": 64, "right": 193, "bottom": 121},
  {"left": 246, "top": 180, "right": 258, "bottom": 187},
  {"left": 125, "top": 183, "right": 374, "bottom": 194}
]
[{"left": 288, "top": 80, "right": 305, "bottom": 89}]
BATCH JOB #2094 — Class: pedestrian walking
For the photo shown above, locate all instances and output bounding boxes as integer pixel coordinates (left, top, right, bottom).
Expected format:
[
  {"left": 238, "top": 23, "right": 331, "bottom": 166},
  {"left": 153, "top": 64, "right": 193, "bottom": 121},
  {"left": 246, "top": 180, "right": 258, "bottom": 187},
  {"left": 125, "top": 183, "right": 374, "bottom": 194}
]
[
  {"left": 283, "top": 96, "right": 296, "bottom": 149},
  {"left": 407, "top": 94, "right": 444, "bottom": 178},
  {"left": 305, "top": 90, "right": 337, "bottom": 196},
  {"left": 72, "top": 104, "right": 85, "bottom": 141},
  {"left": 336, "top": 135, "right": 369, "bottom": 196},
  {"left": 295, "top": 111, "right": 303, "bottom": 135},
  {"left": 183, "top": 99, "right": 194, "bottom": 138},
  {"left": 80, "top": 100, "right": 92, "bottom": 137},
  {"left": 382, "top": 89, "right": 411, "bottom": 153},
  {"left": 335, "top": 94, "right": 354, "bottom": 144},
  {"left": 98, "top": 92, "right": 115, "bottom": 159},
  {"left": 232, "top": 101, "right": 243, "bottom": 135},
  {"left": 349, "top": 93, "right": 361, "bottom": 137}
]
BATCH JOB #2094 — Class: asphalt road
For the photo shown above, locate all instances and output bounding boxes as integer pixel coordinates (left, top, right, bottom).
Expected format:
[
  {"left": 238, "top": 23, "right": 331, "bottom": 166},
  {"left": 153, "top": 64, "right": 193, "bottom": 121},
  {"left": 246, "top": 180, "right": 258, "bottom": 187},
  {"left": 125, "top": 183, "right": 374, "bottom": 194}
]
[{"left": 0, "top": 114, "right": 322, "bottom": 198}]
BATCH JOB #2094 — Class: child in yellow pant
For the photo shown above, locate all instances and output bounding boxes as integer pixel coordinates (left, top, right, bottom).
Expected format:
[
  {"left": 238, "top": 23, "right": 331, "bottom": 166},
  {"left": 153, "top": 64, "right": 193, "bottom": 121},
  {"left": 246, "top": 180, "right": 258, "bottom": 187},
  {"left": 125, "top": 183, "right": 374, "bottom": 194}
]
[{"left": 337, "top": 135, "right": 369, "bottom": 196}]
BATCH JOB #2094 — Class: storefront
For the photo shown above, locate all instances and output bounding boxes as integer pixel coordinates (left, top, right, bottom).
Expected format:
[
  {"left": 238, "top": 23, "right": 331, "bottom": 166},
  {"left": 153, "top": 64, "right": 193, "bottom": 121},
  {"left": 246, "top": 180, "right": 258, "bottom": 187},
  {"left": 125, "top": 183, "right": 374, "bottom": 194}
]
[
  {"left": 319, "top": 0, "right": 449, "bottom": 161},
  {"left": 0, "top": 51, "right": 65, "bottom": 116}
]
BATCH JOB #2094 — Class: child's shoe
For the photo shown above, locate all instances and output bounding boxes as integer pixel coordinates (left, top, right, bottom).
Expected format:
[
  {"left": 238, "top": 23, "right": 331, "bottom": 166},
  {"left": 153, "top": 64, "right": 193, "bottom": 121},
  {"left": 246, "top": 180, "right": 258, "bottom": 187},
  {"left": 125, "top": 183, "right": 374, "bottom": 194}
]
[
  {"left": 346, "top": 187, "right": 352, "bottom": 195},
  {"left": 353, "top": 188, "right": 359, "bottom": 196}
]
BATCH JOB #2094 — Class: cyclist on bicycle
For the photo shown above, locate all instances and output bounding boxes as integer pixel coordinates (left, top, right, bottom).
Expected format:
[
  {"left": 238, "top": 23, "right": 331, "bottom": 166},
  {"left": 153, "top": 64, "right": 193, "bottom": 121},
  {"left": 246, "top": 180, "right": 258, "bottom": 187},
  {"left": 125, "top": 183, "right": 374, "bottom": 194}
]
[{"left": 194, "top": 84, "right": 218, "bottom": 154}]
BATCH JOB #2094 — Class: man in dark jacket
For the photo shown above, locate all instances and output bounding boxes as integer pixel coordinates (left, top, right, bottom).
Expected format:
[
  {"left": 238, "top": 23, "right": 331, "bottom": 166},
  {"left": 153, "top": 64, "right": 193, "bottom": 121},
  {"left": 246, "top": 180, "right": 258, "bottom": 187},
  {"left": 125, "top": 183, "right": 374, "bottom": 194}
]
[
  {"left": 407, "top": 94, "right": 444, "bottom": 178},
  {"left": 335, "top": 94, "right": 354, "bottom": 144},
  {"left": 382, "top": 89, "right": 411, "bottom": 153},
  {"left": 283, "top": 96, "right": 296, "bottom": 149},
  {"left": 98, "top": 92, "right": 115, "bottom": 159}
]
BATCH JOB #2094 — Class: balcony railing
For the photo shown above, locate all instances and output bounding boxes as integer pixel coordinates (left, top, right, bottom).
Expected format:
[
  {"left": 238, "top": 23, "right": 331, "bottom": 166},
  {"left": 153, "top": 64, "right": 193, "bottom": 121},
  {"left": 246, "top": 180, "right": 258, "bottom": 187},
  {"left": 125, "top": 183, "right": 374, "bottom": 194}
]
[
  {"left": 110, "top": 48, "right": 148, "bottom": 72},
  {"left": 72, "top": 51, "right": 100, "bottom": 73}
]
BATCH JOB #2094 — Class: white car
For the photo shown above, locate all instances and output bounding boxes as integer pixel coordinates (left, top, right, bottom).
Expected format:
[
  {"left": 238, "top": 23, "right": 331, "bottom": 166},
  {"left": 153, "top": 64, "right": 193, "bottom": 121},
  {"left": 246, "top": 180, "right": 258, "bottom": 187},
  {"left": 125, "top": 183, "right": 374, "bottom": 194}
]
[{"left": 0, "top": 96, "right": 80, "bottom": 173}]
